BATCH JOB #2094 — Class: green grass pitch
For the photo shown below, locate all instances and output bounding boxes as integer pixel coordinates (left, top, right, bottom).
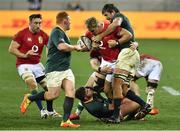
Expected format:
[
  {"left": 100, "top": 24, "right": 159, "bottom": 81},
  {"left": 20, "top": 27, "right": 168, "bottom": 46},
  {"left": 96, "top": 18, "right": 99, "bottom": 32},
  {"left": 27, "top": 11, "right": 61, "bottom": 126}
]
[{"left": 0, "top": 37, "right": 180, "bottom": 130}]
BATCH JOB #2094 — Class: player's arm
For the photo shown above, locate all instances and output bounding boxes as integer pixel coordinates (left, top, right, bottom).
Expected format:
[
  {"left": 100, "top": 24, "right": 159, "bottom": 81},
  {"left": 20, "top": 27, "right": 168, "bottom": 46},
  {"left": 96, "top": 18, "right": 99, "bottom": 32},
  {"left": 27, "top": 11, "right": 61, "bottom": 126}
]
[
  {"left": 8, "top": 40, "right": 37, "bottom": 58},
  {"left": 57, "top": 42, "right": 80, "bottom": 52},
  {"left": 94, "top": 17, "right": 123, "bottom": 42},
  {"left": 117, "top": 28, "right": 132, "bottom": 45},
  {"left": 108, "top": 28, "right": 132, "bottom": 48},
  {"left": 90, "top": 58, "right": 100, "bottom": 72}
]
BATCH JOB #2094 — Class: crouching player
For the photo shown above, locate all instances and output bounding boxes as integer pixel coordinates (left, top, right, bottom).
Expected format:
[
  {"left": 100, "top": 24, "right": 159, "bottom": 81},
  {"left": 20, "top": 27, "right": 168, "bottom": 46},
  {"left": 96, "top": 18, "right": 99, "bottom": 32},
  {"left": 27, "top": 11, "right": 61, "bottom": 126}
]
[{"left": 133, "top": 54, "right": 163, "bottom": 115}]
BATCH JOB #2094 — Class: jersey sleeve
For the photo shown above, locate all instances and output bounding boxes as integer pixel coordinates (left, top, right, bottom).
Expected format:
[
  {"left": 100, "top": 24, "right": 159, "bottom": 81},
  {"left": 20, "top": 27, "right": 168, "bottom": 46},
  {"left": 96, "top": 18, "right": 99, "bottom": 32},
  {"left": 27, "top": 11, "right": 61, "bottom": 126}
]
[
  {"left": 113, "top": 13, "right": 124, "bottom": 21},
  {"left": 85, "top": 31, "right": 93, "bottom": 39},
  {"left": 51, "top": 30, "right": 65, "bottom": 47},
  {"left": 13, "top": 31, "right": 23, "bottom": 45}
]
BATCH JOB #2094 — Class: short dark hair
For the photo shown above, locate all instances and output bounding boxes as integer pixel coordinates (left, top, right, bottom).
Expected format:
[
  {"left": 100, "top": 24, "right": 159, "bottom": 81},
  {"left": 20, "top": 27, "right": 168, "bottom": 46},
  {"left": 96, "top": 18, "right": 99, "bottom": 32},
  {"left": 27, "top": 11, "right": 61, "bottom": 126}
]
[
  {"left": 85, "top": 17, "right": 98, "bottom": 31},
  {"left": 56, "top": 11, "right": 69, "bottom": 24},
  {"left": 102, "top": 4, "right": 119, "bottom": 14},
  {"left": 75, "top": 87, "right": 86, "bottom": 101},
  {"left": 29, "top": 14, "right": 42, "bottom": 22}
]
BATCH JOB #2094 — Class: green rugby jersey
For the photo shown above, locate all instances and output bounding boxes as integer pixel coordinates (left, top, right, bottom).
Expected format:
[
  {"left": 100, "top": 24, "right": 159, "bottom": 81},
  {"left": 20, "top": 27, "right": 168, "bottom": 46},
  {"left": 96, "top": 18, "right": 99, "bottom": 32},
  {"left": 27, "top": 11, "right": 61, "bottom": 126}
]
[
  {"left": 113, "top": 12, "right": 135, "bottom": 49},
  {"left": 82, "top": 93, "right": 113, "bottom": 118},
  {"left": 45, "top": 27, "right": 71, "bottom": 73}
]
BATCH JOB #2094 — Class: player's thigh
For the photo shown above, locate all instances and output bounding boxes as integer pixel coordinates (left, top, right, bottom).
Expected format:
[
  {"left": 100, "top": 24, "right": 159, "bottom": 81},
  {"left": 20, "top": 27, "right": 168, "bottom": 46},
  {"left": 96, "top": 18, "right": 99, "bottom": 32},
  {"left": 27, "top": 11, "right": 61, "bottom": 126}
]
[
  {"left": 17, "top": 64, "right": 37, "bottom": 87},
  {"left": 63, "top": 69, "right": 75, "bottom": 98},
  {"left": 103, "top": 80, "right": 111, "bottom": 93},
  {"left": 46, "top": 71, "right": 64, "bottom": 89},
  {"left": 148, "top": 62, "right": 163, "bottom": 81},
  {"left": 130, "top": 81, "right": 140, "bottom": 96},
  {"left": 85, "top": 72, "right": 96, "bottom": 87}
]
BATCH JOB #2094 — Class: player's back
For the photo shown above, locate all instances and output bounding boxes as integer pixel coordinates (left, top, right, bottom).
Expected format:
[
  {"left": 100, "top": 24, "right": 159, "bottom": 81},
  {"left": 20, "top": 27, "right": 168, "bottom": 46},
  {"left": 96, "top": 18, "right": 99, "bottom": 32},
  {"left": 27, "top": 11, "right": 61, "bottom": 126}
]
[{"left": 82, "top": 93, "right": 113, "bottom": 118}]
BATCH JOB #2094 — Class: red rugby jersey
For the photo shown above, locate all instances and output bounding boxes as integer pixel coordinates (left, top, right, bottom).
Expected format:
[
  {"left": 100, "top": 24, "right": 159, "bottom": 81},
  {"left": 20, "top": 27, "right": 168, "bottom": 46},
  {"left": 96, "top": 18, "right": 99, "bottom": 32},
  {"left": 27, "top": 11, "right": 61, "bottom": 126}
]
[
  {"left": 85, "top": 20, "right": 121, "bottom": 62},
  {"left": 13, "top": 27, "right": 48, "bottom": 67}
]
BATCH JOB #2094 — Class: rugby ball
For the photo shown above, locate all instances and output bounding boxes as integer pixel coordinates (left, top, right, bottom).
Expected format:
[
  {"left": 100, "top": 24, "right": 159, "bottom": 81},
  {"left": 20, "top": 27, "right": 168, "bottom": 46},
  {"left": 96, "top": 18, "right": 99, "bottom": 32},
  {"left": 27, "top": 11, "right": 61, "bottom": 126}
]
[{"left": 77, "top": 36, "right": 92, "bottom": 51}]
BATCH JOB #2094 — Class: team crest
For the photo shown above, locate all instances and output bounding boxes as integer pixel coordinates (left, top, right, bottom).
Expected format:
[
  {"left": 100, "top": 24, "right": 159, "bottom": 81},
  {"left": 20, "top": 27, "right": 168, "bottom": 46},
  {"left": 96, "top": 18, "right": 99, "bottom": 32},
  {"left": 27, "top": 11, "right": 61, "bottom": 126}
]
[{"left": 38, "top": 36, "right": 43, "bottom": 44}]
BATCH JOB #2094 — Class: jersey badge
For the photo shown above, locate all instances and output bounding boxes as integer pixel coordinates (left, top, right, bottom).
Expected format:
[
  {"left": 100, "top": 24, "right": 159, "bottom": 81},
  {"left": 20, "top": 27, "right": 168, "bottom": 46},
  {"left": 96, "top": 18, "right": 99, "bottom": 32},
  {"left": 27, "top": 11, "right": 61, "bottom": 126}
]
[{"left": 38, "top": 36, "right": 43, "bottom": 44}]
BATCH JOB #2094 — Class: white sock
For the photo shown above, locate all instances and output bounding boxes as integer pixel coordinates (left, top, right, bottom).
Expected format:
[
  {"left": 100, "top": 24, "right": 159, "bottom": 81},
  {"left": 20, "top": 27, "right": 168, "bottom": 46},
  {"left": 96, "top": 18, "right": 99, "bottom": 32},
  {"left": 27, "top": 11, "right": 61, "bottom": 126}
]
[
  {"left": 75, "top": 102, "right": 83, "bottom": 115},
  {"left": 146, "top": 88, "right": 155, "bottom": 108}
]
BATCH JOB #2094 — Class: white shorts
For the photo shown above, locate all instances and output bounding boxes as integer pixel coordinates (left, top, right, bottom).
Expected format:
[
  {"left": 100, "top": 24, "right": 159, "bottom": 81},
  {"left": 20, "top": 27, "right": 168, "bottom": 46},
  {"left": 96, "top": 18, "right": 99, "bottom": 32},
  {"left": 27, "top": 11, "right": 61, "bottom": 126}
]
[
  {"left": 136, "top": 59, "right": 163, "bottom": 81},
  {"left": 46, "top": 69, "right": 75, "bottom": 88},
  {"left": 116, "top": 48, "right": 140, "bottom": 76},
  {"left": 100, "top": 58, "right": 116, "bottom": 82},
  {"left": 17, "top": 63, "right": 45, "bottom": 78}
]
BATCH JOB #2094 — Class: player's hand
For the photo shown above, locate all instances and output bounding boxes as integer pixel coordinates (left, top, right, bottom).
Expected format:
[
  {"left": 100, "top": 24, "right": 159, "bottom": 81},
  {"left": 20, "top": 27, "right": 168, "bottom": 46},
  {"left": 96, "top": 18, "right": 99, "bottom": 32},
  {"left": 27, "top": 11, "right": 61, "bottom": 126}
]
[
  {"left": 92, "top": 41, "right": 100, "bottom": 49},
  {"left": 108, "top": 40, "right": 118, "bottom": 48},
  {"left": 92, "top": 34, "right": 102, "bottom": 42},
  {"left": 130, "top": 41, "right": 138, "bottom": 51},
  {"left": 100, "top": 65, "right": 113, "bottom": 74},
  {"left": 74, "top": 45, "right": 83, "bottom": 52},
  {"left": 25, "top": 50, "right": 38, "bottom": 58}
]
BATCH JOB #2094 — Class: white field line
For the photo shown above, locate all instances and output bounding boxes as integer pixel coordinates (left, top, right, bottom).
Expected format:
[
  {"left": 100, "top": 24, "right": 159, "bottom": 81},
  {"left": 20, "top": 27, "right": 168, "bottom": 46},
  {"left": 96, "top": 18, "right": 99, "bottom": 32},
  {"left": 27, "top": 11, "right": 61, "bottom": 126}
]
[{"left": 162, "top": 86, "right": 180, "bottom": 96}]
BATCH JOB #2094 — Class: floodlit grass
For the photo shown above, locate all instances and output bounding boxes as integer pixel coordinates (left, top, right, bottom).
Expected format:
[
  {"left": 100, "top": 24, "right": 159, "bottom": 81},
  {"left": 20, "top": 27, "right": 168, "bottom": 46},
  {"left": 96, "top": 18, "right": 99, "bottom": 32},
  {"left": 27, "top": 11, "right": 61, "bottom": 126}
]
[{"left": 0, "top": 37, "right": 180, "bottom": 130}]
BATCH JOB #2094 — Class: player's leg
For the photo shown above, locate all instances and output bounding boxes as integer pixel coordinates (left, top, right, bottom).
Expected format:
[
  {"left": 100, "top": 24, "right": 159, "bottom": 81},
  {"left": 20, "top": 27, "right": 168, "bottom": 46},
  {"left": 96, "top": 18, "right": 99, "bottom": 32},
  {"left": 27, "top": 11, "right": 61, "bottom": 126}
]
[
  {"left": 60, "top": 69, "right": 80, "bottom": 128},
  {"left": 146, "top": 62, "right": 162, "bottom": 115},
  {"left": 120, "top": 98, "right": 140, "bottom": 120},
  {"left": 146, "top": 80, "right": 159, "bottom": 115},
  {"left": 37, "top": 75, "right": 61, "bottom": 118},
  {"left": 117, "top": 49, "right": 150, "bottom": 120},
  {"left": 18, "top": 64, "right": 43, "bottom": 113},
  {"left": 20, "top": 71, "right": 62, "bottom": 115}
]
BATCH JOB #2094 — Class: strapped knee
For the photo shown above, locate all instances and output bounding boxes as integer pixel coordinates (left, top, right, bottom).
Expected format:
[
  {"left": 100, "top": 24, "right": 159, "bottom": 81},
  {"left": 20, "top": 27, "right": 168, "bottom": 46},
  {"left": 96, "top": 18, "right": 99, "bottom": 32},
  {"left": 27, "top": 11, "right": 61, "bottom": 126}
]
[
  {"left": 114, "top": 73, "right": 133, "bottom": 85},
  {"left": 22, "top": 73, "right": 37, "bottom": 88},
  {"left": 147, "top": 82, "right": 158, "bottom": 88}
]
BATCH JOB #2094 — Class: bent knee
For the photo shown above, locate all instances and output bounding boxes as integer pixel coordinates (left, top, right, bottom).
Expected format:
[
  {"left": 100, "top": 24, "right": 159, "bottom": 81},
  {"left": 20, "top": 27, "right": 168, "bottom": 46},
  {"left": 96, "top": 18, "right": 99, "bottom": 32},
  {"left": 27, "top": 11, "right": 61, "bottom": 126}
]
[
  {"left": 45, "top": 88, "right": 60, "bottom": 100},
  {"left": 22, "top": 73, "right": 37, "bottom": 89}
]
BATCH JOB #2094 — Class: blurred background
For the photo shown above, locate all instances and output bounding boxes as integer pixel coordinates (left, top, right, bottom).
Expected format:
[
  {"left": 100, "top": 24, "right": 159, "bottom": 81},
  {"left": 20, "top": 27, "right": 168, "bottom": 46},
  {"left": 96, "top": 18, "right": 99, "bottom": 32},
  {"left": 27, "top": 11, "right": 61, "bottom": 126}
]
[
  {"left": 1, "top": 0, "right": 180, "bottom": 11},
  {"left": 0, "top": 0, "right": 180, "bottom": 38}
]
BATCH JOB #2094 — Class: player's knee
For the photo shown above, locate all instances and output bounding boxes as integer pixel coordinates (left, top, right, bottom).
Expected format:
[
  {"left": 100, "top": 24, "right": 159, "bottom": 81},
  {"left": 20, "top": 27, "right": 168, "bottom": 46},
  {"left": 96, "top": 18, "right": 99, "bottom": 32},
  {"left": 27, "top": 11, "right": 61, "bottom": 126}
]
[
  {"left": 46, "top": 89, "right": 60, "bottom": 100},
  {"left": 65, "top": 89, "right": 75, "bottom": 98},
  {"left": 39, "top": 77, "right": 48, "bottom": 91},
  {"left": 114, "top": 73, "right": 133, "bottom": 86},
  {"left": 147, "top": 82, "right": 158, "bottom": 89},
  {"left": 22, "top": 73, "right": 37, "bottom": 89}
]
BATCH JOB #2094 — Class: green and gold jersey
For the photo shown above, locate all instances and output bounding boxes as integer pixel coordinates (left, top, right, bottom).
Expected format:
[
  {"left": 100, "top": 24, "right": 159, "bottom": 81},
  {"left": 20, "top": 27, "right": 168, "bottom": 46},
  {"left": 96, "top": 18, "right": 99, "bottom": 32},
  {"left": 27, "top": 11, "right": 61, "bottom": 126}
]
[
  {"left": 82, "top": 93, "right": 113, "bottom": 118},
  {"left": 113, "top": 12, "right": 135, "bottom": 48},
  {"left": 45, "top": 27, "right": 71, "bottom": 73}
]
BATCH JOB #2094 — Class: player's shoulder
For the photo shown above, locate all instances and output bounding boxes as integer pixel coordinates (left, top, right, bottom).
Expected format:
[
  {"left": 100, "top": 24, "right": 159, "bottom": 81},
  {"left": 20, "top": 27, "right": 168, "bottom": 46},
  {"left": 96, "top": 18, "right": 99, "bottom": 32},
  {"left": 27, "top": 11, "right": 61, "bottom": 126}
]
[
  {"left": 103, "top": 20, "right": 110, "bottom": 26},
  {"left": 39, "top": 29, "right": 49, "bottom": 37},
  {"left": 14, "top": 27, "right": 29, "bottom": 38},
  {"left": 17, "top": 27, "right": 29, "bottom": 34},
  {"left": 85, "top": 31, "right": 93, "bottom": 39}
]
